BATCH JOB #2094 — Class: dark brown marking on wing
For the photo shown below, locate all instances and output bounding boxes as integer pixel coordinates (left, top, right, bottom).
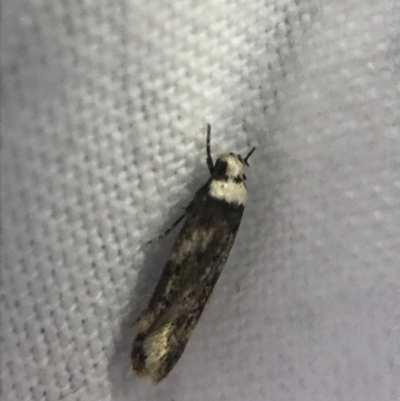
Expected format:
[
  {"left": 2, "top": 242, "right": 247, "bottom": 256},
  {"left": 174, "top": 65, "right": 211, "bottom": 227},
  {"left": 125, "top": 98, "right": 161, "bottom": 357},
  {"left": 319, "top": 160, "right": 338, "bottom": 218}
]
[{"left": 132, "top": 222, "right": 240, "bottom": 382}]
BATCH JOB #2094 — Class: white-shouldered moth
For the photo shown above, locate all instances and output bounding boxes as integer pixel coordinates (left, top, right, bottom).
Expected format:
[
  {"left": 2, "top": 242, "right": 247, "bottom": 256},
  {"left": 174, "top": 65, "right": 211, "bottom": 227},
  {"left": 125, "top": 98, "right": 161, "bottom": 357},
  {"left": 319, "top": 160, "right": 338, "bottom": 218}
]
[{"left": 131, "top": 124, "right": 256, "bottom": 383}]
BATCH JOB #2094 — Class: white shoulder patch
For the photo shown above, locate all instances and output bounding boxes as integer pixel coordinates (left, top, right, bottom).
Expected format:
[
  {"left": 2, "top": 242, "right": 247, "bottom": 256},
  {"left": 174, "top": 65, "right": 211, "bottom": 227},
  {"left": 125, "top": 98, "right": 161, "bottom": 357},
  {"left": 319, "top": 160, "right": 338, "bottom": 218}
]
[{"left": 209, "top": 179, "right": 247, "bottom": 204}]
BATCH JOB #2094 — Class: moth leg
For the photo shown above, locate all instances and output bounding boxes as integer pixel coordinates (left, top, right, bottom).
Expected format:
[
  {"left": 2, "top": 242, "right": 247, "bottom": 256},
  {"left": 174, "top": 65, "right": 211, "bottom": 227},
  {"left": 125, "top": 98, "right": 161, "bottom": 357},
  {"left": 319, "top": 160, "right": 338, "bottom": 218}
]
[
  {"left": 206, "top": 123, "right": 214, "bottom": 173},
  {"left": 146, "top": 213, "right": 186, "bottom": 245}
]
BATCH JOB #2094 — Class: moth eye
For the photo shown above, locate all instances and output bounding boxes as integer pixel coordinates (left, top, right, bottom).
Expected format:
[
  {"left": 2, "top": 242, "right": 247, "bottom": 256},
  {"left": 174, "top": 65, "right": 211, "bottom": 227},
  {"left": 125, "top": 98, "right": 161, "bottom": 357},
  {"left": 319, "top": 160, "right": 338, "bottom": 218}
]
[
  {"left": 213, "top": 159, "right": 228, "bottom": 176},
  {"left": 243, "top": 174, "right": 247, "bottom": 180}
]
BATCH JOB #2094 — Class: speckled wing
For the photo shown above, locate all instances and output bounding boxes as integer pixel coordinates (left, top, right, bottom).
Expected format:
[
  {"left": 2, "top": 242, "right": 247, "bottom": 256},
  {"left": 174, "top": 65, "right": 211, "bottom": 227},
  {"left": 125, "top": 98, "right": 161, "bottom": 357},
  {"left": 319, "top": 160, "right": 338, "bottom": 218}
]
[{"left": 131, "top": 182, "right": 244, "bottom": 382}]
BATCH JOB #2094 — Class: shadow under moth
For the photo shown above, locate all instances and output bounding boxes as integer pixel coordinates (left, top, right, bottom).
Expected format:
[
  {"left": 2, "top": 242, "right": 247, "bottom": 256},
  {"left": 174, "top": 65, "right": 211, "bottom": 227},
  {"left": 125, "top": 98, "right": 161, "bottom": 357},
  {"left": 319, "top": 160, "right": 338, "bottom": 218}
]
[{"left": 131, "top": 124, "right": 255, "bottom": 383}]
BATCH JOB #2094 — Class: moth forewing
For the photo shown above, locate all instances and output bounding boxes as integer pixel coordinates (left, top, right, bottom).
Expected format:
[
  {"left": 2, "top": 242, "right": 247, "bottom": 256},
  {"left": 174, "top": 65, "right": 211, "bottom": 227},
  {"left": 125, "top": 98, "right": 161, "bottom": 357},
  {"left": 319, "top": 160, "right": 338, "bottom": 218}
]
[{"left": 131, "top": 125, "right": 255, "bottom": 383}]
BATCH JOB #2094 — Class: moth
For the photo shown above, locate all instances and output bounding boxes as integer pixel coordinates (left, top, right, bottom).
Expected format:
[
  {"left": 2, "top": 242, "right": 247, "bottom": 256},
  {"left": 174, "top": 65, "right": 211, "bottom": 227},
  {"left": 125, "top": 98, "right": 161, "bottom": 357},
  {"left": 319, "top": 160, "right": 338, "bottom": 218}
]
[{"left": 131, "top": 124, "right": 256, "bottom": 383}]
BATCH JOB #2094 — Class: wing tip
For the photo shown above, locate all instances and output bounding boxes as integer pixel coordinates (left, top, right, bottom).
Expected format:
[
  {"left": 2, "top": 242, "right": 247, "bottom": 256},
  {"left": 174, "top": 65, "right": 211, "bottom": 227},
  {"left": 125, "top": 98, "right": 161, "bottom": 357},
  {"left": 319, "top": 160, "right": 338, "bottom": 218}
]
[{"left": 131, "top": 331, "right": 171, "bottom": 384}]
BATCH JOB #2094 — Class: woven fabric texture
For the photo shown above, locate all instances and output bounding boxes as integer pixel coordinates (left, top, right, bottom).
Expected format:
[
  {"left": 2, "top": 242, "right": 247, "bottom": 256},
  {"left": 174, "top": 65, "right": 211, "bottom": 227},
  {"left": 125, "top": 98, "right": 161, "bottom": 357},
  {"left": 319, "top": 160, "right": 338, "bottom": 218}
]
[{"left": 2, "top": 1, "right": 399, "bottom": 400}]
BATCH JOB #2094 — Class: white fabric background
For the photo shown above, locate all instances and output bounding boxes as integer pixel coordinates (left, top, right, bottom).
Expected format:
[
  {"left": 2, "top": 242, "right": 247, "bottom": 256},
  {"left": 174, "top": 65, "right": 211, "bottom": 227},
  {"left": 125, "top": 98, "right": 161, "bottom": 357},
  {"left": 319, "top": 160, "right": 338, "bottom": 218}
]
[{"left": 2, "top": 0, "right": 399, "bottom": 400}]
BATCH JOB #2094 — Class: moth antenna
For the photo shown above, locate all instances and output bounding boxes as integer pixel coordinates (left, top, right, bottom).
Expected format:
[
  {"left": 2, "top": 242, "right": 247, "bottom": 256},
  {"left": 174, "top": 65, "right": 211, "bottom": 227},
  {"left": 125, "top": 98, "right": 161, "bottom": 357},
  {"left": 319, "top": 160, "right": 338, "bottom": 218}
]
[
  {"left": 145, "top": 213, "right": 186, "bottom": 245},
  {"left": 243, "top": 147, "right": 256, "bottom": 166},
  {"left": 206, "top": 123, "right": 213, "bottom": 173}
]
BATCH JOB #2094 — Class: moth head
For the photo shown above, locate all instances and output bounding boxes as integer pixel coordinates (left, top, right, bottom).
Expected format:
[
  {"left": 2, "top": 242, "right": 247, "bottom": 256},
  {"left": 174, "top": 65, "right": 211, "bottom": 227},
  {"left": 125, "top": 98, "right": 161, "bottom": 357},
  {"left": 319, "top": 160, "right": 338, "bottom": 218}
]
[
  {"left": 212, "top": 147, "right": 256, "bottom": 181},
  {"left": 213, "top": 153, "right": 244, "bottom": 181}
]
